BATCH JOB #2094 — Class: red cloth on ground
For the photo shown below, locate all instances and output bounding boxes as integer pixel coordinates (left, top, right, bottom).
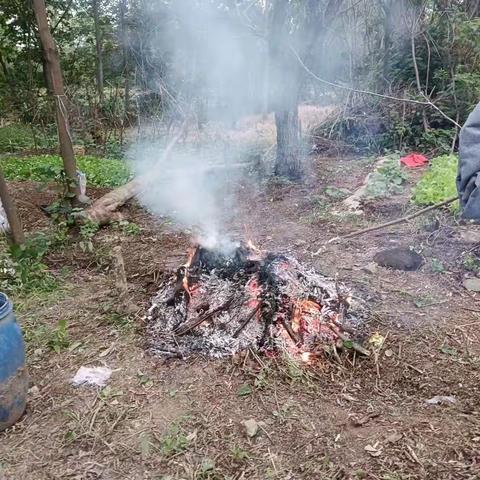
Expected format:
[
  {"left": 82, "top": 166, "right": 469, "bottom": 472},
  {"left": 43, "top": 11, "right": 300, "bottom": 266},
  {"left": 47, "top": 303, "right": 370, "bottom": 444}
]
[{"left": 400, "top": 153, "right": 428, "bottom": 168}]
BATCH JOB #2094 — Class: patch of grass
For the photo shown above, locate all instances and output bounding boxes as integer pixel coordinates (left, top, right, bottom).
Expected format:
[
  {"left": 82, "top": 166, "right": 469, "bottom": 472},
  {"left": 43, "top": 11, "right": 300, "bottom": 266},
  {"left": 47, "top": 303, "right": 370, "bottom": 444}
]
[
  {"left": 24, "top": 318, "right": 70, "bottom": 353},
  {"left": 462, "top": 253, "right": 480, "bottom": 272},
  {"left": 0, "top": 124, "right": 56, "bottom": 153},
  {"left": 412, "top": 154, "right": 459, "bottom": 212},
  {"left": 0, "top": 154, "right": 131, "bottom": 187},
  {"left": 104, "top": 311, "right": 134, "bottom": 331},
  {"left": 324, "top": 185, "right": 351, "bottom": 199}
]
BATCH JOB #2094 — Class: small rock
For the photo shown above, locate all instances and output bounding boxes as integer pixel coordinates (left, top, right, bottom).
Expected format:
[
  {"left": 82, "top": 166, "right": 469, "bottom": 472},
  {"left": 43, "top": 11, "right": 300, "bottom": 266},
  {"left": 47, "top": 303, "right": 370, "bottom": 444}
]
[
  {"left": 364, "top": 444, "right": 382, "bottom": 457},
  {"left": 361, "top": 262, "right": 377, "bottom": 274},
  {"left": 459, "top": 229, "right": 480, "bottom": 243},
  {"left": 28, "top": 385, "right": 40, "bottom": 397},
  {"left": 386, "top": 432, "right": 403, "bottom": 444},
  {"left": 374, "top": 248, "right": 423, "bottom": 271},
  {"left": 463, "top": 278, "right": 480, "bottom": 292},
  {"left": 243, "top": 418, "right": 259, "bottom": 438}
]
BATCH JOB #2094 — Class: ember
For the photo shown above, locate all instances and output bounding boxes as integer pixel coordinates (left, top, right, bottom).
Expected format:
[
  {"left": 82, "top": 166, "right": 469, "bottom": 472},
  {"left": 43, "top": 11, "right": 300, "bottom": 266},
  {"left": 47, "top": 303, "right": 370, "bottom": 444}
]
[{"left": 146, "top": 243, "right": 367, "bottom": 360}]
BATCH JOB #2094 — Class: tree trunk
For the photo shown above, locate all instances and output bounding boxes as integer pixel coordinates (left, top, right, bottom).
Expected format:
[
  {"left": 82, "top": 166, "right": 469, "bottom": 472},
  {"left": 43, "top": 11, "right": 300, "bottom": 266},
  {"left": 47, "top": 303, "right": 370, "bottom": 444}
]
[
  {"left": 0, "top": 170, "right": 25, "bottom": 245},
  {"left": 93, "top": 0, "right": 104, "bottom": 102},
  {"left": 269, "top": 0, "right": 302, "bottom": 180},
  {"left": 32, "top": 0, "right": 85, "bottom": 205},
  {"left": 119, "top": 0, "right": 130, "bottom": 144},
  {"left": 274, "top": 109, "right": 301, "bottom": 179}
]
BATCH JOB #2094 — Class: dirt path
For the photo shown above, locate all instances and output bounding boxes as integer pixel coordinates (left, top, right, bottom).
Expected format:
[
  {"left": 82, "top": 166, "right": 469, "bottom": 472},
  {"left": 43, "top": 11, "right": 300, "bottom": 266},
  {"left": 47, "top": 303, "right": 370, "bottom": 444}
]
[{"left": 1, "top": 156, "right": 480, "bottom": 479}]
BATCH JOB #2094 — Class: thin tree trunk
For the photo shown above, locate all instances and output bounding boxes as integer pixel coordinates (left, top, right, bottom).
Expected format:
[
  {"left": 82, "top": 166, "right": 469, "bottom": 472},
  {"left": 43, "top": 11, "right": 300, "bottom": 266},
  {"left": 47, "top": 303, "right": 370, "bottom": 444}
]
[
  {"left": 120, "top": 0, "right": 130, "bottom": 144},
  {"left": 32, "top": 0, "right": 85, "bottom": 205},
  {"left": 269, "top": 0, "right": 302, "bottom": 180},
  {"left": 0, "top": 170, "right": 25, "bottom": 245},
  {"left": 274, "top": 109, "right": 301, "bottom": 178},
  {"left": 93, "top": 0, "right": 104, "bottom": 102}
]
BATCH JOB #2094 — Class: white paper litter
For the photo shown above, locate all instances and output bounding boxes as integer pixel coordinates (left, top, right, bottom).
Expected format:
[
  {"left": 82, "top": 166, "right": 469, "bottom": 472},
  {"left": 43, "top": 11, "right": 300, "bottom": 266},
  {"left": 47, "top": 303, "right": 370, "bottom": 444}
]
[
  {"left": 0, "top": 199, "right": 10, "bottom": 234},
  {"left": 71, "top": 366, "right": 112, "bottom": 387},
  {"left": 425, "top": 395, "right": 457, "bottom": 405}
]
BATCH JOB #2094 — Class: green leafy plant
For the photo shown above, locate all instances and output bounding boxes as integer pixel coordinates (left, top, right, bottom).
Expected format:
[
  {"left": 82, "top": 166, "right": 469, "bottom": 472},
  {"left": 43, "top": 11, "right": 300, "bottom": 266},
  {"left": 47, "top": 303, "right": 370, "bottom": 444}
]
[
  {"left": 0, "top": 154, "right": 131, "bottom": 187},
  {"left": 462, "top": 253, "right": 480, "bottom": 272},
  {"left": 113, "top": 220, "right": 141, "bottom": 236},
  {"left": 366, "top": 158, "right": 408, "bottom": 198},
  {"left": 78, "top": 220, "right": 100, "bottom": 253},
  {"left": 412, "top": 154, "right": 459, "bottom": 212},
  {"left": 0, "top": 234, "right": 57, "bottom": 295},
  {"left": 47, "top": 319, "right": 70, "bottom": 353},
  {"left": 160, "top": 423, "right": 190, "bottom": 457}
]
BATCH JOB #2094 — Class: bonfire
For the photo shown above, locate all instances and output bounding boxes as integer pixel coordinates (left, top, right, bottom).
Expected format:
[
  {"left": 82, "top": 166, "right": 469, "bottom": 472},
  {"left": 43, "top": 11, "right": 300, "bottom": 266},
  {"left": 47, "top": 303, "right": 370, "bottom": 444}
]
[{"left": 146, "top": 242, "right": 368, "bottom": 360}]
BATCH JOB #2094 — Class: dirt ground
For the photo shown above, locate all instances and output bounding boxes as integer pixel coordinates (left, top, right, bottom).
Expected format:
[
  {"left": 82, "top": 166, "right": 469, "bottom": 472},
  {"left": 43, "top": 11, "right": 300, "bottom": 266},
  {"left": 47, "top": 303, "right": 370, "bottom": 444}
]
[{"left": 1, "top": 154, "right": 480, "bottom": 480}]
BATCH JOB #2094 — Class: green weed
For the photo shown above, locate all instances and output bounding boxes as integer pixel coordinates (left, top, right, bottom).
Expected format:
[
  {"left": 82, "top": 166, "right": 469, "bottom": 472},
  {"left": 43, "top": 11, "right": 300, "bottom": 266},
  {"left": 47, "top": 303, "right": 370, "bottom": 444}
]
[
  {"left": 25, "top": 318, "right": 69, "bottom": 353},
  {"left": 462, "top": 253, "right": 480, "bottom": 272},
  {"left": 160, "top": 423, "right": 190, "bottom": 457},
  {"left": 0, "top": 235, "right": 58, "bottom": 296},
  {"left": 113, "top": 220, "right": 141, "bottom": 236},
  {"left": 78, "top": 220, "right": 100, "bottom": 253},
  {"left": 412, "top": 154, "right": 459, "bottom": 212},
  {"left": 365, "top": 157, "right": 408, "bottom": 198},
  {"left": 46, "top": 319, "right": 69, "bottom": 353},
  {"left": 231, "top": 446, "right": 250, "bottom": 462}
]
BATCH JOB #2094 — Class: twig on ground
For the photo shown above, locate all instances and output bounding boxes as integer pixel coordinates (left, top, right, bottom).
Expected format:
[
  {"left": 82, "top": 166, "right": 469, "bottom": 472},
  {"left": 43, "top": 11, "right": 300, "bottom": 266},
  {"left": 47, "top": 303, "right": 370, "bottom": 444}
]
[
  {"left": 174, "top": 296, "right": 234, "bottom": 336},
  {"left": 327, "top": 325, "right": 371, "bottom": 357},
  {"left": 233, "top": 303, "right": 262, "bottom": 338},
  {"left": 328, "top": 196, "right": 458, "bottom": 243}
]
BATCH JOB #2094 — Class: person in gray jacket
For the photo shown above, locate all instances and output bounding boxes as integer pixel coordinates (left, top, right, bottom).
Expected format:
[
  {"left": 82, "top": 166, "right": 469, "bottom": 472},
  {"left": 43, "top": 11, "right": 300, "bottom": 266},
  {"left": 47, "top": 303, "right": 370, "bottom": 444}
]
[{"left": 457, "top": 102, "right": 480, "bottom": 218}]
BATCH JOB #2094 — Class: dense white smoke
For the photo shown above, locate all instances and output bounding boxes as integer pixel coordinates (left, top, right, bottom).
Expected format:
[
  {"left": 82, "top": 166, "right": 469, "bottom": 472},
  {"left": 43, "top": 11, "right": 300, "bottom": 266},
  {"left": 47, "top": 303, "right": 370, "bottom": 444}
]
[
  {"left": 132, "top": 142, "right": 240, "bottom": 252},
  {"left": 130, "top": 0, "right": 266, "bottom": 250}
]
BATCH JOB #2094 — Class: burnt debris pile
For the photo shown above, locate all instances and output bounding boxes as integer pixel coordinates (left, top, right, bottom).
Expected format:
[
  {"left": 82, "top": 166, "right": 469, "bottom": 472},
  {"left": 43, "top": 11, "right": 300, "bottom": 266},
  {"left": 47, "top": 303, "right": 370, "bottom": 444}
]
[{"left": 146, "top": 243, "right": 367, "bottom": 360}]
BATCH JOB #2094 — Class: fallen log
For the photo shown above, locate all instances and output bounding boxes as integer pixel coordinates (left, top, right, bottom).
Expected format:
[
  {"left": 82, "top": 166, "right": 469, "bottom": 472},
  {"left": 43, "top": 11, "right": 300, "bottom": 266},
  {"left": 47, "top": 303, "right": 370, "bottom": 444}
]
[
  {"left": 80, "top": 122, "right": 186, "bottom": 225},
  {"left": 79, "top": 179, "right": 140, "bottom": 225}
]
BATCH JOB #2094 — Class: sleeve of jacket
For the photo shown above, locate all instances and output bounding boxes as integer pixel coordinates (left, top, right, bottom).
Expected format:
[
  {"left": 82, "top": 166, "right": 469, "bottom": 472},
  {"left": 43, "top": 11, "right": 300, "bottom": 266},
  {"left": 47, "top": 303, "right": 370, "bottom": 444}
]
[{"left": 457, "top": 102, "right": 480, "bottom": 218}]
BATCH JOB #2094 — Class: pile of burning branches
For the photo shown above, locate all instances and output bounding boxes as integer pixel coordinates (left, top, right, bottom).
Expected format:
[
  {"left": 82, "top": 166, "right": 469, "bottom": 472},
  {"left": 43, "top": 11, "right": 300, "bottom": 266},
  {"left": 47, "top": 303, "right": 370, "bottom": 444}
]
[{"left": 146, "top": 242, "right": 368, "bottom": 361}]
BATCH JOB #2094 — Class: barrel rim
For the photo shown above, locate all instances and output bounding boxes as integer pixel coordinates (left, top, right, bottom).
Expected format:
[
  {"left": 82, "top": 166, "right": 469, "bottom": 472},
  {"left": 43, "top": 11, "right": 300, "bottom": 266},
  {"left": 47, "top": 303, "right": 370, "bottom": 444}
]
[{"left": 0, "top": 292, "right": 12, "bottom": 319}]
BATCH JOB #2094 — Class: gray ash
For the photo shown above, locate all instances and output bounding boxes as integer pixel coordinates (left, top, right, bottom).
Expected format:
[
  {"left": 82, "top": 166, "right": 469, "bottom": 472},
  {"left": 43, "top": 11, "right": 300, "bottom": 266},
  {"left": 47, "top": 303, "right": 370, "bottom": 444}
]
[{"left": 145, "top": 244, "right": 366, "bottom": 360}]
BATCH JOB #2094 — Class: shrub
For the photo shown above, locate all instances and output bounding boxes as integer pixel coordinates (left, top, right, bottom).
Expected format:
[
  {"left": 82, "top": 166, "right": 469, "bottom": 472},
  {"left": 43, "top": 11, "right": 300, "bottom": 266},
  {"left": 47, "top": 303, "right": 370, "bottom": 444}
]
[
  {"left": 365, "top": 157, "right": 408, "bottom": 198},
  {"left": 0, "top": 234, "right": 58, "bottom": 295},
  {"left": 412, "top": 154, "right": 459, "bottom": 212}
]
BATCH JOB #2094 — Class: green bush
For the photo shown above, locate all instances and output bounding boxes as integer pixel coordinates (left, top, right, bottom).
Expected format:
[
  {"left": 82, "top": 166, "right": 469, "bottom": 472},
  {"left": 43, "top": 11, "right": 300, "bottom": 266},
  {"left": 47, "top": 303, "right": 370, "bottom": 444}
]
[
  {"left": 412, "top": 154, "right": 459, "bottom": 212},
  {"left": 0, "top": 234, "right": 58, "bottom": 295},
  {"left": 366, "top": 157, "right": 408, "bottom": 198},
  {"left": 0, "top": 154, "right": 131, "bottom": 187}
]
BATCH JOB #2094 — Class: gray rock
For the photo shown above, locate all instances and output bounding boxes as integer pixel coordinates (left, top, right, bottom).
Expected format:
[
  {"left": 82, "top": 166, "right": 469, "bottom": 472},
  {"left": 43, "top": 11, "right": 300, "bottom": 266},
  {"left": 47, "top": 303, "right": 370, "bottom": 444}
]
[
  {"left": 463, "top": 277, "right": 480, "bottom": 292},
  {"left": 243, "top": 419, "right": 259, "bottom": 438},
  {"left": 374, "top": 248, "right": 423, "bottom": 271}
]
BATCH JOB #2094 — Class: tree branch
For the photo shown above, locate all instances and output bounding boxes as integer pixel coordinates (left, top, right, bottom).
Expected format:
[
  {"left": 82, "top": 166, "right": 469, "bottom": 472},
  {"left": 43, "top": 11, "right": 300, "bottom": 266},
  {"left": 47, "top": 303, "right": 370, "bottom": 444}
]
[
  {"left": 289, "top": 44, "right": 462, "bottom": 129},
  {"left": 328, "top": 196, "right": 458, "bottom": 243}
]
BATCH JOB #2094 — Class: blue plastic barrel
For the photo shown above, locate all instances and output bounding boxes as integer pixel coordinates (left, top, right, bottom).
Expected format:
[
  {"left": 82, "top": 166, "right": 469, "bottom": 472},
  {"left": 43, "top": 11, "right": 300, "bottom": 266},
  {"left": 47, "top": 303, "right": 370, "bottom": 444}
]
[{"left": 0, "top": 292, "right": 27, "bottom": 431}]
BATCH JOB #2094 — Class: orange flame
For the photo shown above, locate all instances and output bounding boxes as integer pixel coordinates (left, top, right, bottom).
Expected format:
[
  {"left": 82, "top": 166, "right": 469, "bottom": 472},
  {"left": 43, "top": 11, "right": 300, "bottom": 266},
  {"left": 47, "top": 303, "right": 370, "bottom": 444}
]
[{"left": 291, "top": 300, "right": 321, "bottom": 333}]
